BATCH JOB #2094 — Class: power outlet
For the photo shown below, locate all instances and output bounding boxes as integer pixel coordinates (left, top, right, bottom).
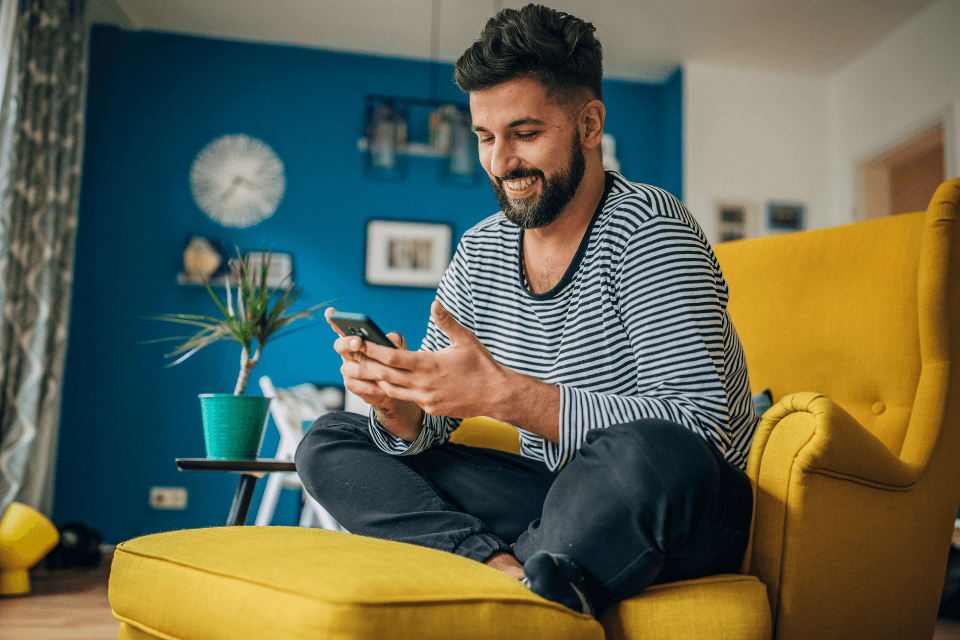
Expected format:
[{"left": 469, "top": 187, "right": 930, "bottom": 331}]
[{"left": 149, "top": 486, "right": 188, "bottom": 510}]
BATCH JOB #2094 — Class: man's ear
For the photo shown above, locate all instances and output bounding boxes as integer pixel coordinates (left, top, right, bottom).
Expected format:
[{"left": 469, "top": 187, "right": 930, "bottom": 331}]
[{"left": 580, "top": 100, "right": 605, "bottom": 150}]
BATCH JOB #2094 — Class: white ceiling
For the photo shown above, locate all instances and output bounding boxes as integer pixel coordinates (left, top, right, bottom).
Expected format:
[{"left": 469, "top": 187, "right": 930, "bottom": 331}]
[{"left": 103, "top": 0, "right": 938, "bottom": 82}]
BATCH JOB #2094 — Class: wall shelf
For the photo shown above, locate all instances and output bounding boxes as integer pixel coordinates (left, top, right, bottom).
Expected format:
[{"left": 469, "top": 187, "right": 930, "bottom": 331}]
[
  {"left": 355, "top": 137, "right": 450, "bottom": 159},
  {"left": 176, "top": 273, "right": 233, "bottom": 287},
  {"left": 177, "top": 252, "right": 293, "bottom": 288}
]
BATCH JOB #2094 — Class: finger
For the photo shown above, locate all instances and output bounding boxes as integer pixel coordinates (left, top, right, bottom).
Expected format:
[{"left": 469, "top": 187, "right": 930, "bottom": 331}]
[
  {"left": 375, "top": 378, "right": 423, "bottom": 404},
  {"left": 325, "top": 307, "right": 347, "bottom": 337},
  {"left": 431, "top": 300, "right": 472, "bottom": 345},
  {"left": 361, "top": 340, "right": 421, "bottom": 371},
  {"left": 342, "top": 344, "right": 421, "bottom": 386},
  {"left": 333, "top": 334, "right": 365, "bottom": 359},
  {"left": 376, "top": 379, "right": 459, "bottom": 419},
  {"left": 359, "top": 353, "right": 418, "bottom": 386},
  {"left": 340, "top": 355, "right": 373, "bottom": 379},
  {"left": 387, "top": 331, "right": 407, "bottom": 350},
  {"left": 344, "top": 378, "right": 395, "bottom": 405},
  {"left": 365, "top": 346, "right": 442, "bottom": 377},
  {"left": 341, "top": 357, "right": 399, "bottom": 396}
]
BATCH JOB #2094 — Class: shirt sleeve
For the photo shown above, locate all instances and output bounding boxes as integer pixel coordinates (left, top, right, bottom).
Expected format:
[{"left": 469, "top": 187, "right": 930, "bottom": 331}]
[
  {"left": 366, "top": 238, "right": 473, "bottom": 455},
  {"left": 367, "top": 410, "right": 457, "bottom": 456},
  {"left": 542, "top": 210, "right": 734, "bottom": 471}
]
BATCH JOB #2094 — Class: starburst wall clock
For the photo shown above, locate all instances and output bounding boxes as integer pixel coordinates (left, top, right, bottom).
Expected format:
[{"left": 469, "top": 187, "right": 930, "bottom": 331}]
[{"left": 189, "top": 134, "right": 286, "bottom": 228}]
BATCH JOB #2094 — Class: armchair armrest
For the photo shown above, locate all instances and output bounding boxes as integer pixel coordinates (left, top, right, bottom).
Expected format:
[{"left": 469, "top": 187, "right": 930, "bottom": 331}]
[
  {"left": 748, "top": 392, "right": 918, "bottom": 489},
  {"left": 744, "top": 392, "right": 937, "bottom": 640}
]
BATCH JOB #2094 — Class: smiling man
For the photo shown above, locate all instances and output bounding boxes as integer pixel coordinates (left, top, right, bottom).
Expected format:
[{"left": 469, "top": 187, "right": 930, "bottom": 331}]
[{"left": 296, "top": 4, "right": 759, "bottom": 617}]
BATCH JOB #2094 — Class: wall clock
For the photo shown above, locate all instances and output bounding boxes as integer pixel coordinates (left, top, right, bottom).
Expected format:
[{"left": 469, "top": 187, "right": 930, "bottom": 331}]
[{"left": 189, "top": 133, "right": 286, "bottom": 228}]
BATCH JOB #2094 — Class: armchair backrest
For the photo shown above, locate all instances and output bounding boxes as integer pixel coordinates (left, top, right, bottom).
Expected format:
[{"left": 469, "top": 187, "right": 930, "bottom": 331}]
[
  {"left": 714, "top": 179, "right": 960, "bottom": 639},
  {"left": 714, "top": 179, "right": 959, "bottom": 465}
]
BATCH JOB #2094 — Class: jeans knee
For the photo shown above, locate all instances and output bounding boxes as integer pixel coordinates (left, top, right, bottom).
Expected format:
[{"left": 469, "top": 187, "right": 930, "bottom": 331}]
[
  {"left": 295, "top": 411, "right": 368, "bottom": 472},
  {"left": 583, "top": 420, "right": 721, "bottom": 509}
]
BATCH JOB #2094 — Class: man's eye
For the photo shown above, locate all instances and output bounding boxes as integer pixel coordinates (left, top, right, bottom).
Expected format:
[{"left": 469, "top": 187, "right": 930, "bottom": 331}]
[
  {"left": 477, "top": 136, "right": 494, "bottom": 144},
  {"left": 515, "top": 132, "right": 539, "bottom": 140}
]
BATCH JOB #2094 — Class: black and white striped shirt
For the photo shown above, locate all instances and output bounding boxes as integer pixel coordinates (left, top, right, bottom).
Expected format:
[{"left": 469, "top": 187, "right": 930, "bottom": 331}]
[{"left": 369, "top": 172, "right": 760, "bottom": 471}]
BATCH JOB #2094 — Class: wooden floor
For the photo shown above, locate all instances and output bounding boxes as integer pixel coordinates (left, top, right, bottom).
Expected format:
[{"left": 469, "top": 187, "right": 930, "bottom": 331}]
[
  {"left": 3, "top": 551, "right": 960, "bottom": 639},
  {"left": 0, "top": 552, "right": 119, "bottom": 640}
]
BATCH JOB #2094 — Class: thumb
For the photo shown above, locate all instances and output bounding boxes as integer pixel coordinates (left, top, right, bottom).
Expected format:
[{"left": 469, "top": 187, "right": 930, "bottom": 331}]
[
  {"left": 431, "top": 300, "right": 471, "bottom": 345},
  {"left": 387, "top": 331, "right": 407, "bottom": 350}
]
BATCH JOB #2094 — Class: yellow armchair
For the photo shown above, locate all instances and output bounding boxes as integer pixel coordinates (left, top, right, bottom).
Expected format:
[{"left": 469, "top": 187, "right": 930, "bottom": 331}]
[
  {"left": 716, "top": 178, "right": 960, "bottom": 639},
  {"left": 108, "top": 179, "right": 960, "bottom": 640}
]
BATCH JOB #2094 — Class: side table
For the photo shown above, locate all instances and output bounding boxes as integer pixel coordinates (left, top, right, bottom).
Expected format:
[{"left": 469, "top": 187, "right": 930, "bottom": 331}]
[{"left": 176, "top": 458, "right": 296, "bottom": 526}]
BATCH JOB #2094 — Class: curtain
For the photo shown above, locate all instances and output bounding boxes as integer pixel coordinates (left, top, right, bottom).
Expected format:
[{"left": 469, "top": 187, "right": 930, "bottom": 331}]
[{"left": 0, "top": 0, "right": 87, "bottom": 515}]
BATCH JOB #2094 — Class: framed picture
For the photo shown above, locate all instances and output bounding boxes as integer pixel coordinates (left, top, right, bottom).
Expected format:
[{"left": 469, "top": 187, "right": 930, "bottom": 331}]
[
  {"left": 716, "top": 202, "right": 748, "bottom": 243},
  {"left": 438, "top": 107, "right": 480, "bottom": 184},
  {"left": 361, "top": 99, "right": 409, "bottom": 180},
  {"left": 767, "top": 201, "right": 805, "bottom": 232},
  {"left": 365, "top": 220, "right": 453, "bottom": 288}
]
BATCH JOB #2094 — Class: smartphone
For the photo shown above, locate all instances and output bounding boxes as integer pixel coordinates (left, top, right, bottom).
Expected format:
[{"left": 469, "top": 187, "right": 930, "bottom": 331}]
[{"left": 327, "top": 312, "right": 396, "bottom": 348}]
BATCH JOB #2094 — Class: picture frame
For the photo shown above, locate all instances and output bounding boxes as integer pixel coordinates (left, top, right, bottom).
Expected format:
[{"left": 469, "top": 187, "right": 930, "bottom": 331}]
[
  {"left": 766, "top": 201, "right": 805, "bottom": 232},
  {"left": 438, "top": 107, "right": 480, "bottom": 185},
  {"left": 365, "top": 220, "right": 453, "bottom": 288},
  {"left": 361, "top": 99, "right": 409, "bottom": 180},
  {"left": 716, "top": 202, "right": 749, "bottom": 243}
]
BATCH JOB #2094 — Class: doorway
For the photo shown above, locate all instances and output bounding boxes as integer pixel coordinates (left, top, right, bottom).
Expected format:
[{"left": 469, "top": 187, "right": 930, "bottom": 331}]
[{"left": 862, "top": 126, "right": 945, "bottom": 219}]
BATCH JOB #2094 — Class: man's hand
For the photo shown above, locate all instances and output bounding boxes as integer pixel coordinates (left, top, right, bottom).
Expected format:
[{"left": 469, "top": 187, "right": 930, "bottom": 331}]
[
  {"left": 356, "top": 301, "right": 560, "bottom": 442},
  {"left": 325, "top": 307, "right": 424, "bottom": 441}
]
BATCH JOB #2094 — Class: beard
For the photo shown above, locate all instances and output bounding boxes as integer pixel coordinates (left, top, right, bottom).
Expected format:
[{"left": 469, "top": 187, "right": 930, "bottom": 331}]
[{"left": 490, "top": 133, "right": 586, "bottom": 230}]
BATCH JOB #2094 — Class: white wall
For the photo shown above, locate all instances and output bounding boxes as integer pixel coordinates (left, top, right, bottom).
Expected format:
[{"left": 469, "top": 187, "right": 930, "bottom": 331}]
[
  {"left": 825, "top": 0, "right": 960, "bottom": 226},
  {"left": 684, "top": 0, "right": 960, "bottom": 241},
  {"left": 683, "top": 62, "right": 829, "bottom": 244}
]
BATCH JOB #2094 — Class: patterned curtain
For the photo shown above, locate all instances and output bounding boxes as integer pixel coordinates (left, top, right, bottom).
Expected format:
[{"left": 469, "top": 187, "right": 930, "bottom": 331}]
[{"left": 0, "top": 0, "right": 87, "bottom": 515}]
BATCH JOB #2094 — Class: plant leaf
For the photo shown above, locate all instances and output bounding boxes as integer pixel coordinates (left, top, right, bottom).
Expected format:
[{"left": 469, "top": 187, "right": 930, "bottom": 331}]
[
  {"left": 225, "top": 276, "right": 234, "bottom": 317},
  {"left": 146, "top": 249, "right": 341, "bottom": 374},
  {"left": 166, "top": 345, "right": 206, "bottom": 367},
  {"left": 204, "top": 280, "right": 231, "bottom": 320},
  {"left": 143, "top": 313, "right": 223, "bottom": 326},
  {"left": 138, "top": 335, "right": 202, "bottom": 345}
]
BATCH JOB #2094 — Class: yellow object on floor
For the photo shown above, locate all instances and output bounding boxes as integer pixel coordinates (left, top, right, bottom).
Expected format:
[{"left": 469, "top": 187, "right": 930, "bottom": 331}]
[{"left": 0, "top": 502, "right": 60, "bottom": 596}]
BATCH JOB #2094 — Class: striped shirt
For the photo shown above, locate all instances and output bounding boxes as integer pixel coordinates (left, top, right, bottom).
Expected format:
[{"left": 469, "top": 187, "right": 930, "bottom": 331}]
[{"left": 369, "top": 172, "right": 760, "bottom": 471}]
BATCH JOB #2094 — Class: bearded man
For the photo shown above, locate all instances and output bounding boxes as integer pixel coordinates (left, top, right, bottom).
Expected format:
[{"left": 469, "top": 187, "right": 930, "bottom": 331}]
[{"left": 296, "top": 3, "right": 759, "bottom": 616}]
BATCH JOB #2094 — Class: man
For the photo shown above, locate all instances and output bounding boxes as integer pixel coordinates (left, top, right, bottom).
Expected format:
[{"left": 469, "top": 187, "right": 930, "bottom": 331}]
[{"left": 296, "top": 3, "right": 758, "bottom": 616}]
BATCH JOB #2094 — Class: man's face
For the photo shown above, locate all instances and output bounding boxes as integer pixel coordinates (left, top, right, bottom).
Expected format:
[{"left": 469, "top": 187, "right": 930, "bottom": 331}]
[{"left": 469, "top": 78, "right": 586, "bottom": 229}]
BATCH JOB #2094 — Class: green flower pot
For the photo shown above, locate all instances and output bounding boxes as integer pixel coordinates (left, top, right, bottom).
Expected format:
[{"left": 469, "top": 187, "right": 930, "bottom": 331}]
[{"left": 199, "top": 394, "right": 272, "bottom": 460}]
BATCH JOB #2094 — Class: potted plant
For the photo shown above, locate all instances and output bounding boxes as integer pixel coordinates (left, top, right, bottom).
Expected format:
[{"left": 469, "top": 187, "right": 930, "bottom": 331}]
[{"left": 148, "top": 249, "right": 336, "bottom": 459}]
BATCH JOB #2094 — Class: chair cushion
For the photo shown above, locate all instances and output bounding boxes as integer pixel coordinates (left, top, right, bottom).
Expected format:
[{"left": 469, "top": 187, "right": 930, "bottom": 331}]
[
  {"left": 450, "top": 416, "right": 522, "bottom": 453},
  {"left": 601, "top": 574, "right": 771, "bottom": 640},
  {"left": 109, "top": 526, "right": 603, "bottom": 640}
]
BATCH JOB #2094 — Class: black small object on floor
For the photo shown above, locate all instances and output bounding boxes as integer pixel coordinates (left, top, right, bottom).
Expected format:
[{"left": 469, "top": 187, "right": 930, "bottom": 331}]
[{"left": 44, "top": 521, "right": 103, "bottom": 569}]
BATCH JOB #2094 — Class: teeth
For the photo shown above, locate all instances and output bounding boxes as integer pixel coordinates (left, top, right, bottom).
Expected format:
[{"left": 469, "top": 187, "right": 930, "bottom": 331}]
[{"left": 505, "top": 176, "right": 536, "bottom": 191}]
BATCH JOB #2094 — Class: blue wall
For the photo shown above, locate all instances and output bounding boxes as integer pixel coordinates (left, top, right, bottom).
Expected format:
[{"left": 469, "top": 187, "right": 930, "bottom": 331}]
[{"left": 54, "top": 26, "right": 683, "bottom": 544}]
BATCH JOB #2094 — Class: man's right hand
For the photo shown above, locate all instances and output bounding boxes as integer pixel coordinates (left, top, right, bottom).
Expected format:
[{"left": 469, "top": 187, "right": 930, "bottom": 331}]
[{"left": 325, "top": 307, "right": 425, "bottom": 441}]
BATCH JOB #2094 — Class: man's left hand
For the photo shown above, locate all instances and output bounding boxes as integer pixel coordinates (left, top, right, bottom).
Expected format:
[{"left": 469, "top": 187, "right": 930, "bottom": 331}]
[{"left": 357, "top": 300, "right": 509, "bottom": 419}]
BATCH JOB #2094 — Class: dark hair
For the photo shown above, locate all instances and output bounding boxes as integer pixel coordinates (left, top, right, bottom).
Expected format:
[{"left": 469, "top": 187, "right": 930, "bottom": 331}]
[{"left": 454, "top": 4, "right": 603, "bottom": 105}]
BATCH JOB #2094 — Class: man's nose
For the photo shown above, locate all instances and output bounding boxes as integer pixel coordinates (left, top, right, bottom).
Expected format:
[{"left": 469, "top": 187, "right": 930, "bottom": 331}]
[{"left": 488, "top": 139, "right": 520, "bottom": 179}]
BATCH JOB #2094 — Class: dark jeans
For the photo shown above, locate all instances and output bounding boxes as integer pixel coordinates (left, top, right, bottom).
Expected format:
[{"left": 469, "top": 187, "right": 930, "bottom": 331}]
[{"left": 295, "top": 411, "right": 752, "bottom": 608}]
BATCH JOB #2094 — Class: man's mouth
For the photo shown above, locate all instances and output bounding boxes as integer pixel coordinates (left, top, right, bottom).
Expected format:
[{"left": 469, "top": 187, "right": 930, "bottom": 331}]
[{"left": 502, "top": 175, "right": 539, "bottom": 194}]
